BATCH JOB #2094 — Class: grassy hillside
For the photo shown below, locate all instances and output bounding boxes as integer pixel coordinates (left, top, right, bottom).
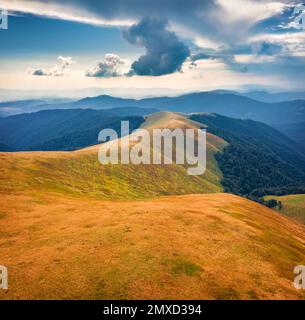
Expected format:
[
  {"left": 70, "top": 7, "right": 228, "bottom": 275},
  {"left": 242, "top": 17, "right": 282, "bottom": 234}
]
[
  {"left": 1, "top": 112, "right": 305, "bottom": 300},
  {"left": 1, "top": 193, "right": 305, "bottom": 299},
  {"left": 0, "top": 112, "right": 226, "bottom": 199},
  {"left": 265, "top": 194, "right": 305, "bottom": 224}
]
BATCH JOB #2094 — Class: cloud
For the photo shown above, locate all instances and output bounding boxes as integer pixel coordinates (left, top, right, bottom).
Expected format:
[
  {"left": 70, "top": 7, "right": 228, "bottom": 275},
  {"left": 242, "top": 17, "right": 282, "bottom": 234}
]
[
  {"left": 86, "top": 54, "right": 126, "bottom": 77},
  {"left": 214, "top": 0, "right": 287, "bottom": 24},
  {"left": 30, "top": 56, "right": 73, "bottom": 76},
  {"left": 254, "top": 41, "right": 283, "bottom": 55},
  {"left": 123, "top": 17, "right": 190, "bottom": 76}
]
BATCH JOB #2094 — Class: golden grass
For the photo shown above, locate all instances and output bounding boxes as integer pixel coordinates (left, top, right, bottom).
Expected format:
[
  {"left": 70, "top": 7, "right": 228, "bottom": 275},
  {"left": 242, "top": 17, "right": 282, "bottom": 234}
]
[
  {"left": 1, "top": 112, "right": 304, "bottom": 300},
  {"left": 0, "top": 193, "right": 305, "bottom": 299}
]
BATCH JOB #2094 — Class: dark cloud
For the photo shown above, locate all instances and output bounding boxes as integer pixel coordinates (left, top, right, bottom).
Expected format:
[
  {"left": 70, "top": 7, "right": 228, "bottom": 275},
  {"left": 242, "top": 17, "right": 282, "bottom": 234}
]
[
  {"left": 31, "top": 69, "right": 48, "bottom": 76},
  {"left": 123, "top": 17, "right": 190, "bottom": 76},
  {"left": 190, "top": 52, "right": 213, "bottom": 62}
]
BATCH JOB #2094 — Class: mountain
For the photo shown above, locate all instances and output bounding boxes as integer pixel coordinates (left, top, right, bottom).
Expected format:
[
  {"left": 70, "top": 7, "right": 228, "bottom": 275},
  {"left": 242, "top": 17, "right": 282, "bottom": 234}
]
[
  {"left": 1, "top": 111, "right": 305, "bottom": 299},
  {"left": 0, "top": 112, "right": 227, "bottom": 198},
  {"left": 240, "top": 90, "right": 305, "bottom": 103},
  {"left": 191, "top": 113, "right": 305, "bottom": 197},
  {"left": 274, "top": 122, "right": 305, "bottom": 149},
  {"left": 2, "top": 92, "right": 305, "bottom": 128},
  {"left": 0, "top": 107, "right": 156, "bottom": 151},
  {"left": 69, "top": 92, "right": 305, "bottom": 126},
  {"left": 0, "top": 98, "right": 73, "bottom": 116}
]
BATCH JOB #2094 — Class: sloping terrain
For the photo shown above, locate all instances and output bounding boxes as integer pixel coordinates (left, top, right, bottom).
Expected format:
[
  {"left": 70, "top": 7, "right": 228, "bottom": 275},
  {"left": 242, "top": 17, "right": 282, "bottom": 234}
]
[
  {"left": 0, "top": 108, "right": 156, "bottom": 151},
  {"left": 1, "top": 193, "right": 305, "bottom": 299},
  {"left": 191, "top": 113, "right": 305, "bottom": 196},
  {"left": 1, "top": 111, "right": 305, "bottom": 300},
  {"left": 0, "top": 112, "right": 226, "bottom": 198},
  {"left": 265, "top": 194, "right": 305, "bottom": 224},
  {"left": 275, "top": 122, "right": 305, "bottom": 150}
]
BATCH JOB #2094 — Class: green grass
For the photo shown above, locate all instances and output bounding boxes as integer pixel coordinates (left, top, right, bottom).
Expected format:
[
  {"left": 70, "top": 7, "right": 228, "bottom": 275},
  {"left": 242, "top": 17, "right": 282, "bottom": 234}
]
[
  {"left": 162, "top": 257, "right": 202, "bottom": 276},
  {"left": 0, "top": 134, "right": 226, "bottom": 200},
  {"left": 265, "top": 194, "right": 305, "bottom": 224}
]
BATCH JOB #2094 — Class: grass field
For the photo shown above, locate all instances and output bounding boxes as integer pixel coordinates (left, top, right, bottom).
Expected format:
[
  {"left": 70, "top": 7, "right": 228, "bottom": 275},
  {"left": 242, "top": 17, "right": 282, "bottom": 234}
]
[
  {"left": 265, "top": 194, "right": 305, "bottom": 224},
  {"left": 1, "top": 193, "right": 305, "bottom": 299},
  {"left": 1, "top": 112, "right": 305, "bottom": 300}
]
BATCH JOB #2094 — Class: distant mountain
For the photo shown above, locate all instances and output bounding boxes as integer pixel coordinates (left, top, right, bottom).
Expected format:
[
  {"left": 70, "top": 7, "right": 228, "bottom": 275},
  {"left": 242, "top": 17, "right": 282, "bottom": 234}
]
[
  {"left": 0, "top": 107, "right": 156, "bottom": 151},
  {"left": 1, "top": 92, "right": 304, "bottom": 148},
  {"left": 68, "top": 92, "right": 305, "bottom": 126},
  {"left": 0, "top": 99, "right": 46, "bottom": 117},
  {"left": 0, "top": 98, "right": 74, "bottom": 116},
  {"left": 240, "top": 91, "right": 305, "bottom": 103},
  {"left": 1, "top": 92, "right": 305, "bottom": 128}
]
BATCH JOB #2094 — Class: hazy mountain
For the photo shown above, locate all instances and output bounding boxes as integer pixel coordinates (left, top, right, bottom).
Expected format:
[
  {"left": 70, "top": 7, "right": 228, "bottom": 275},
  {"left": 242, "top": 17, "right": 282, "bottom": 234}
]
[
  {"left": 0, "top": 98, "right": 74, "bottom": 116},
  {"left": 1, "top": 92, "right": 305, "bottom": 128},
  {"left": 240, "top": 91, "right": 305, "bottom": 103},
  {"left": 70, "top": 92, "right": 305, "bottom": 125}
]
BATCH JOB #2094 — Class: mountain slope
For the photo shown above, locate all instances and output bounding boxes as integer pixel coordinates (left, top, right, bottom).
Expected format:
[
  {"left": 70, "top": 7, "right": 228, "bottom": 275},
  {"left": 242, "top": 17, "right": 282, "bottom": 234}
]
[
  {"left": 1, "top": 111, "right": 305, "bottom": 300},
  {"left": 0, "top": 112, "right": 227, "bottom": 198},
  {"left": 0, "top": 108, "right": 156, "bottom": 151},
  {"left": 1, "top": 192, "right": 305, "bottom": 299},
  {"left": 191, "top": 113, "right": 305, "bottom": 196},
  {"left": 275, "top": 122, "right": 305, "bottom": 149}
]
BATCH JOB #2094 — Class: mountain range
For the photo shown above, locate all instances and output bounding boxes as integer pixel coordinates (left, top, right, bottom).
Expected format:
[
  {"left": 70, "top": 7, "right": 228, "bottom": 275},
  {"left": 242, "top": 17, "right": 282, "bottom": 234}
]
[{"left": 1, "top": 91, "right": 304, "bottom": 148}]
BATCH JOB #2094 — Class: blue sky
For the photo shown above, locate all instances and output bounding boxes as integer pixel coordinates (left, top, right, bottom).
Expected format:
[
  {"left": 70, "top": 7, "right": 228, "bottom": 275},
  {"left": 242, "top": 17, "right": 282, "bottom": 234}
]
[{"left": 0, "top": 0, "right": 304, "bottom": 98}]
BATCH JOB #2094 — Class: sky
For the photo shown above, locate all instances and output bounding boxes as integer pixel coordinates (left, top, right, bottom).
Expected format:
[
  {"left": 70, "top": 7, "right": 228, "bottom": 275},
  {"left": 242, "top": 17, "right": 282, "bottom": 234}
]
[{"left": 0, "top": 0, "right": 305, "bottom": 98}]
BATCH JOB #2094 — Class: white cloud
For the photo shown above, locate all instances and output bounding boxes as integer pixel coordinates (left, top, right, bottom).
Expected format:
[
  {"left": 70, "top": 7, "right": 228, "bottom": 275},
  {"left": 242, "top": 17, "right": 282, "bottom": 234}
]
[
  {"left": 214, "top": 0, "right": 287, "bottom": 24},
  {"left": 249, "top": 31, "right": 305, "bottom": 56},
  {"left": 30, "top": 56, "right": 74, "bottom": 76},
  {"left": 86, "top": 54, "right": 127, "bottom": 77},
  {"left": 1, "top": 0, "right": 135, "bottom": 27}
]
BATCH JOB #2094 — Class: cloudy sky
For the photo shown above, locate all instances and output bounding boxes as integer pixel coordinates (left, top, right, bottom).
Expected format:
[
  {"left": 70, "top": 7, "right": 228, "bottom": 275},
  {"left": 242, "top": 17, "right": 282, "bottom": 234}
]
[{"left": 0, "top": 0, "right": 304, "bottom": 97}]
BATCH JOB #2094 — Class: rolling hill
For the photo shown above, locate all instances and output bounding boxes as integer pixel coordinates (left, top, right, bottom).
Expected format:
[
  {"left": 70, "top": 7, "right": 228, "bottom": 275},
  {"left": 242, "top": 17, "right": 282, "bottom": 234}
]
[
  {"left": 1, "top": 111, "right": 305, "bottom": 300},
  {"left": 0, "top": 112, "right": 226, "bottom": 198}
]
